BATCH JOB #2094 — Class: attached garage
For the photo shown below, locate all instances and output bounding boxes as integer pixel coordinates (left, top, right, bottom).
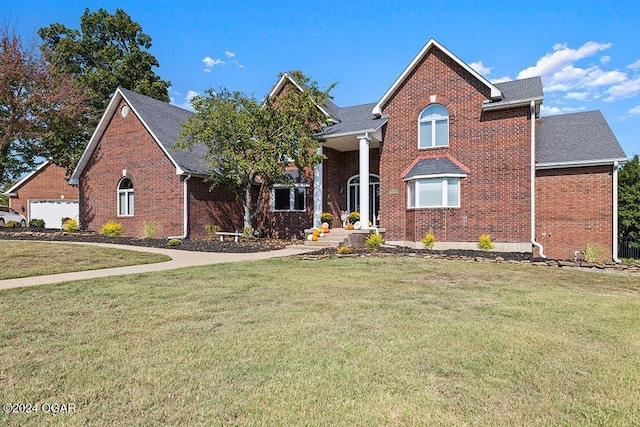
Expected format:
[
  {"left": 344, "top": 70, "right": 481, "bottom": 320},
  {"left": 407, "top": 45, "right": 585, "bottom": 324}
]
[{"left": 28, "top": 200, "right": 79, "bottom": 229}]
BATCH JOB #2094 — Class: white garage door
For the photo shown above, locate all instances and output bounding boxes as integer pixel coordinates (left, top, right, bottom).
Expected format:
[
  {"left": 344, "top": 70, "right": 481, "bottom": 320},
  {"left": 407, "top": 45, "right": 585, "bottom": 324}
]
[{"left": 29, "top": 200, "right": 79, "bottom": 229}]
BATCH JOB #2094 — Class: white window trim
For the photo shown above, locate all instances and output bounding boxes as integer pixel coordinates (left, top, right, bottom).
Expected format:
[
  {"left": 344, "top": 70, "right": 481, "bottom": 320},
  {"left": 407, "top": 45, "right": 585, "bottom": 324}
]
[
  {"left": 406, "top": 177, "right": 461, "bottom": 209},
  {"left": 270, "top": 185, "right": 308, "bottom": 212},
  {"left": 117, "top": 178, "right": 134, "bottom": 217},
  {"left": 418, "top": 105, "right": 449, "bottom": 149}
]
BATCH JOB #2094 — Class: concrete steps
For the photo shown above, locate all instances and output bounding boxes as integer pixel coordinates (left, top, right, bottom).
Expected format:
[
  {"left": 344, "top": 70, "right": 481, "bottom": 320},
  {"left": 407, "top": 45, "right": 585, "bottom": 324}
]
[{"left": 303, "top": 228, "right": 351, "bottom": 247}]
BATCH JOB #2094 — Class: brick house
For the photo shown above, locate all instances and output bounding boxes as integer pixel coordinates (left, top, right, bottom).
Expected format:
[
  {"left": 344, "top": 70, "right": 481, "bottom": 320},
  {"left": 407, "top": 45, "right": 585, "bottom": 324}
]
[
  {"left": 70, "top": 39, "right": 626, "bottom": 260},
  {"left": 4, "top": 161, "right": 79, "bottom": 229}
]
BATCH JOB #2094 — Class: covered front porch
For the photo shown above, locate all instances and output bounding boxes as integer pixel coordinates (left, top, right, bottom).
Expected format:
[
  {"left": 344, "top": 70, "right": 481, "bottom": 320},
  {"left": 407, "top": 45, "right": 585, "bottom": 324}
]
[{"left": 313, "top": 103, "right": 387, "bottom": 230}]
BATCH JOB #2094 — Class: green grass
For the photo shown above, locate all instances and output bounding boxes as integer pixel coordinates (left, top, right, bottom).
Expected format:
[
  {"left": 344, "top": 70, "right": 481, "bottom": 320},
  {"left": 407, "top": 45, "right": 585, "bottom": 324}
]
[
  {"left": 0, "top": 242, "right": 171, "bottom": 279},
  {"left": 1, "top": 257, "right": 639, "bottom": 426}
]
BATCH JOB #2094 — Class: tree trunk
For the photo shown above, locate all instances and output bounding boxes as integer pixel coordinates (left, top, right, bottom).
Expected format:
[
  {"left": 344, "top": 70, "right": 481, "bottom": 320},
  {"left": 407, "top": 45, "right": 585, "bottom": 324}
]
[{"left": 243, "top": 185, "right": 252, "bottom": 230}]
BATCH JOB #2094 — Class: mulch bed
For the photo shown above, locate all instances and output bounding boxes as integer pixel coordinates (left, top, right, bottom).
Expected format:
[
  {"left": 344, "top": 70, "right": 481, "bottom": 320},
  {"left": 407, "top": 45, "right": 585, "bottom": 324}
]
[{"left": 0, "top": 228, "right": 293, "bottom": 253}]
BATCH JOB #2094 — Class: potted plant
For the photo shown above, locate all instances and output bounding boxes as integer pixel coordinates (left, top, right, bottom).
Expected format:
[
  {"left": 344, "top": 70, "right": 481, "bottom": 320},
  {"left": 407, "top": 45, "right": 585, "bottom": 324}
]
[
  {"left": 347, "top": 211, "right": 360, "bottom": 224},
  {"left": 320, "top": 212, "right": 334, "bottom": 227}
]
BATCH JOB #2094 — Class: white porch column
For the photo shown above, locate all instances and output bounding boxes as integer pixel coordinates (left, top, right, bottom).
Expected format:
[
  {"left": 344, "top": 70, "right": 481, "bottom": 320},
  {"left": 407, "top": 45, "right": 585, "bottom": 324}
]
[
  {"left": 358, "top": 133, "right": 370, "bottom": 229},
  {"left": 313, "top": 146, "right": 323, "bottom": 226}
]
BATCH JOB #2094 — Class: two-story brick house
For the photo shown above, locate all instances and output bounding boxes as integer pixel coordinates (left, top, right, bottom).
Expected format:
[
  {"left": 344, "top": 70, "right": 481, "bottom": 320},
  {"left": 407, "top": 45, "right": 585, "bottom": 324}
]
[{"left": 70, "top": 39, "right": 626, "bottom": 260}]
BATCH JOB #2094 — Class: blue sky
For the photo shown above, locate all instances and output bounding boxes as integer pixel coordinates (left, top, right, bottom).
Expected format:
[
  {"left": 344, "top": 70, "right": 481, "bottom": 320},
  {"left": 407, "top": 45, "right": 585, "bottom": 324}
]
[{"left": 3, "top": 0, "right": 640, "bottom": 156}]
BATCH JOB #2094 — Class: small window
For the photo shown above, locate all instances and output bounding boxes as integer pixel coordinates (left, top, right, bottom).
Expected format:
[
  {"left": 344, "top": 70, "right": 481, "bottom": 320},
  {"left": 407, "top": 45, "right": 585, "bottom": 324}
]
[
  {"left": 272, "top": 186, "right": 307, "bottom": 212},
  {"left": 407, "top": 177, "right": 460, "bottom": 208},
  {"left": 117, "top": 177, "right": 134, "bottom": 216},
  {"left": 419, "top": 104, "right": 449, "bottom": 148}
]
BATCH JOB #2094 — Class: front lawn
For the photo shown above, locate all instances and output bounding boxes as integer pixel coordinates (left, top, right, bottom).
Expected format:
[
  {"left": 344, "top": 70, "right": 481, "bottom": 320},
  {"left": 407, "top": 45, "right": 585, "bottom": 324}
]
[
  {"left": 1, "top": 257, "right": 639, "bottom": 425},
  {"left": 0, "top": 241, "right": 171, "bottom": 279}
]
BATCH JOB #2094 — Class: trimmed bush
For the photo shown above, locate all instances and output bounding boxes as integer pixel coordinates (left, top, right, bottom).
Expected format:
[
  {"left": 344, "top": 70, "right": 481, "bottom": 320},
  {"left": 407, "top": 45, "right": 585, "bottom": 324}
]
[
  {"left": 62, "top": 218, "right": 80, "bottom": 232},
  {"left": 365, "top": 232, "right": 385, "bottom": 249},
  {"left": 421, "top": 230, "right": 436, "bottom": 250},
  {"left": 167, "top": 238, "right": 182, "bottom": 247},
  {"left": 477, "top": 234, "right": 495, "bottom": 251},
  {"left": 337, "top": 246, "right": 353, "bottom": 255},
  {"left": 4, "top": 220, "right": 20, "bottom": 228},
  {"left": 29, "top": 218, "right": 45, "bottom": 229},
  {"left": 101, "top": 220, "right": 123, "bottom": 237}
]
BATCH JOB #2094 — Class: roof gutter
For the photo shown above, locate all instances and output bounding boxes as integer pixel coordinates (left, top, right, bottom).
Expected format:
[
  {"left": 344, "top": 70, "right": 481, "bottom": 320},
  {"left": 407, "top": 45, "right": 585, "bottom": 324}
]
[
  {"left": 167, "top": 174, "right": 191, "bottom": 240},
  {"left": 530, "top": 100, "right": 546, "bottom": 258},
  {"left": 482, "top": 97, "right": 544, "bottom": 112},
  {"left": 536, "top": 158, "right": 628, "bottom": 170},
  {"left": 613, "top": 161, "right": 621, "bottom": 263}
]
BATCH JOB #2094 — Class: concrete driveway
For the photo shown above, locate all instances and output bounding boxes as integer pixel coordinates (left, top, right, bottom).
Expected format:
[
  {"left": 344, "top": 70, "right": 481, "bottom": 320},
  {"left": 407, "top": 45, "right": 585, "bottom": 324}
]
[{"left": 0, "top": 242, "right": 319, "bottom": 290}]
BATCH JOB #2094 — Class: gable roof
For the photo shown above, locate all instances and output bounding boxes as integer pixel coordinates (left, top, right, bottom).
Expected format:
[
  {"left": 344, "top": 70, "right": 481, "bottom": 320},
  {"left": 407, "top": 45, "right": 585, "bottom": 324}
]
[
  {"left": 3, "top": 161, "right": 52, "bottom": 196},
  {"left": 536, "top": 110, "right": 627, "bottom": 168},
  {"left": 483, "top": 77, "right": 544, "bottom": 111},
  {"left": 70, "top": 88, "right": 208, "bottom": 184},
  {"left": 318, "top": 103, "right": 388, "bottom": 139},
  {"left": 372, "top": 39, "right": 504, "bottom": 117},
  {"left": 403, "top": 156, "right": 470, "bottom": 180}
]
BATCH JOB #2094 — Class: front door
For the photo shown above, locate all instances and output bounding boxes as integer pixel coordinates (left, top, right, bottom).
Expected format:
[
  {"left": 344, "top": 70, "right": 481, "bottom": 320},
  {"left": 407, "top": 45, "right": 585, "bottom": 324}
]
[{"left": 347, "top": 174, "right": 380, "bottom": 226}]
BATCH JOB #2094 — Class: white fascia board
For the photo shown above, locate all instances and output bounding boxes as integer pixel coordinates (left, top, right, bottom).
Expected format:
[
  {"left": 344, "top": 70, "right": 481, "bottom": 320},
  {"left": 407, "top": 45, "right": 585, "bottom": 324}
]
[
  {"left": 5, "top": 160, "right": 50, "bottom": 194},
  {"left": 535, "top": 157, "right": 628, "bottom": 170},
  {"left": 403, "top": 173, "right": 467, "bottom": 181},
  {"left": 320, "top": 117, "right": 388, "bottom": 140},
  {"left": 373, "top": 39, "right": 503, "bottom": 116},
  {"left": 268, "top": 72, "right": 333, "bottom": 118},
  {"left": 69, "top": 89, "right": 125, "bottom": 182}
]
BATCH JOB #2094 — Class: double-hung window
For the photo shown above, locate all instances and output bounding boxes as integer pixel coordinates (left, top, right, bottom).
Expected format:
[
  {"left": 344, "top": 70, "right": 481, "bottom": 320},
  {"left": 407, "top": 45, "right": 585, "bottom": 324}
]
[
  {"left": 418, "top": 104, "right": 449, "bottom": 148},
  {"left": 407, "top": 177, "right": 460, "bottom": 208},
  {"left": 117, "top": 177, "right": 134, "bottom": 216}
]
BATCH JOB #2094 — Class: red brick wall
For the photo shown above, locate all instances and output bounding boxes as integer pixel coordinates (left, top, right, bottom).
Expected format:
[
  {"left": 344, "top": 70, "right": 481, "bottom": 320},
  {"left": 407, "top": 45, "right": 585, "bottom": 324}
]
[
  {"left": 9, "top": 163, "right": 78, "bottom": 219},
  {"left": 187, "top": 177, "right": 244, "bottom": 238},
  {"left": 379, "top": 46, "right": 531, "bottom": 244},
  {"left": 79, "top": 99, "right": 184, "bottom": 237},
  {"left": 322, "top": 147, "right": 380, "bottom": 228},
  {"left": 535, "top": 166, "right": 614, "bottom": 260}
]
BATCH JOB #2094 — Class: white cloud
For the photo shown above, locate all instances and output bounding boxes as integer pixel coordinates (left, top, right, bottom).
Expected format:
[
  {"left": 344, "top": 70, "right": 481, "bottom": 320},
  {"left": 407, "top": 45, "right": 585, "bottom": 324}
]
[
  {"left": 170, "top": 90, "right": 199, "bottom": 111},
  {"left": 469, "top": 60, "right": 492, "bottom": 76},
  {"left": 234, "top": 60, "right": 244, "bottom": 69},
  {"left": 566, "top": 92, "right": 589, "bottom": 101},
  {"left": 601, "top": 55, "right": 611, "bottom": 64},
  {"left": 517, "top": 41, "right": 612, "bottom": 80},
  {"left": 203, "top": 56, "right": 225, "bottom": 68},
  {"left": 628, "top": 60, "right": 640, "bottom": 71},
  {"left": 605, "top": 77, "right": 640, "bottom": 102},
  {"left": 225, "top": 51, "right": 235, "bottom": 58},
  {"left": 616, "top": 105, "right": 640, "bottom": 120},
  {"left": 490, "top": 76, "right": 512, "bottom": 83},
  {"left": 540, "top": 104, "right": 585, "bottom": 116}
]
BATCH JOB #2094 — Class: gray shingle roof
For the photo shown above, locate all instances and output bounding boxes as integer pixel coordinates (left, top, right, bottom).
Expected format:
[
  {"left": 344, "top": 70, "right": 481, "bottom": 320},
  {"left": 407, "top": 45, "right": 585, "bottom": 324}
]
[
  {"left": 319, "top": 103, "right": 388, "bottom": 137},
  {"left": 404, "top": 157, "right": 468, "bottom": 179},
  {"left": 481, "top": 77, "right": 543, "bottom": 110},
  {"left": 119, "top": 88, "right": 211, "bottom": 174},
  {"left": 536, "top": 110, "right": 626, "bottom": 165}
]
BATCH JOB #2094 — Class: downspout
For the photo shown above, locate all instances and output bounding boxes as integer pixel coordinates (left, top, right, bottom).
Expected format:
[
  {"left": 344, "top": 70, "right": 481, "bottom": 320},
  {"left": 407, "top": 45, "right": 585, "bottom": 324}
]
[
  {"left": 613, "top": 161, "right": 621, "bottom": 263},
  {"left": 530, "top": 101, "right": 546, "bottom": 258},
  {"left": 168, "top": 174, "right": 192, "bottom": 240}
]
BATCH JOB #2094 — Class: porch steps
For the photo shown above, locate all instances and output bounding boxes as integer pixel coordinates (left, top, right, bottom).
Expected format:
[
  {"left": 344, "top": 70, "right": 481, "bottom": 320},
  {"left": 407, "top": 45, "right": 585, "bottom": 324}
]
[{"left": 303, "top": 227, "right": 351, "bottom": 247}]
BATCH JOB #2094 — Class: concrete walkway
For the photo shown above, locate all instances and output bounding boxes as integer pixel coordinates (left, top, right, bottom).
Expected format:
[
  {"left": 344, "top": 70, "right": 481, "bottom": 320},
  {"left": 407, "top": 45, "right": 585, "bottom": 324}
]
[{"left": 0, "top": 241, "right": 319, "bottom": 290}]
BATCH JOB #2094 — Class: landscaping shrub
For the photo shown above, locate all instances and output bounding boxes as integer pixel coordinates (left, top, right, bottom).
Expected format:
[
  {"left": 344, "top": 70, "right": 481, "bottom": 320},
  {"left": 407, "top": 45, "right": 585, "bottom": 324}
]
[
  {"left": 167, "top": 238, "right": 182, "bottom": 247},
  {"left": 337, "top": 246, "right": 353, "bottom": 255},
  {"left": 29, "top": 218, "right": 45, "bottom": 229},
  {"left": 421, "top": 229, "right": 436, "bottom": 249},
  {"left": 205, "top": 223, "right": 221, "bottom": 239},
  {"left": 101, "top": 220, "right": 123, "bottom": 237},
  {"left": 142, "top": 221, "right": 157, "bottom": 239},
  {"left": 584, "top": 242, "right": 605, "bottom": 262},
  {"left": 4, "top": 220, "right": 20, "bottom": 228},
  {"left": 477, "top": 234, "right": 495, "bottom": 251},
  {"left": 365, "top": 232, "right": 385, "bottom": 249},
  {"left": 62, "top": 218, "right": 80, "bottom": 232}
]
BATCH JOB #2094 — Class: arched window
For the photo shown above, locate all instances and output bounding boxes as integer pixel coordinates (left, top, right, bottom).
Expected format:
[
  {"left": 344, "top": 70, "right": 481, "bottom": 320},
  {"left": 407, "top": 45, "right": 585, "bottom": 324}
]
[
  {"left": 418, "top": 104, "right": 449, "bottom": 148},
  {"left": 117, "top": 177, "right": 134, "bottom": 216}
]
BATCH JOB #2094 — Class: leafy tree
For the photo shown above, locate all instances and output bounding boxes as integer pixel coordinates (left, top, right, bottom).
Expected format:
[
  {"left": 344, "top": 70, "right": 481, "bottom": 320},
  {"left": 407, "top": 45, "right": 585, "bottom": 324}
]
[
  {"left": 619, "top": 154, "right": 640, "bottom": 242},
  {"left": 178, "top": 73, "right": 334, "bottom": 229},
  {"left": 38, "top": 7, "right": 170, "bottom": 115},
  {"left": 0, "top": 24, "right": 92, "bottom": 184}
]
